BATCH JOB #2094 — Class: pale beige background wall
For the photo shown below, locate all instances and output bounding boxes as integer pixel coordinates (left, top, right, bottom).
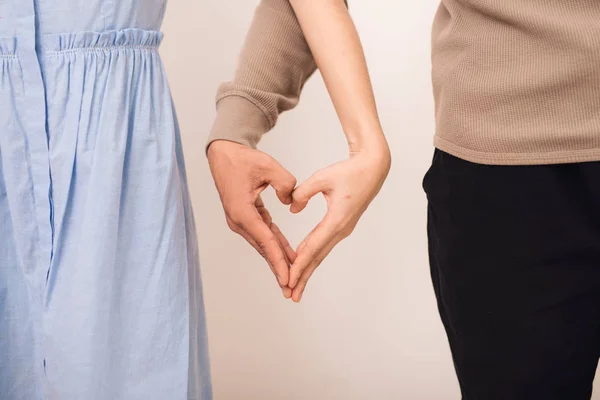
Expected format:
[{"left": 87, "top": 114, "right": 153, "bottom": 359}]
[{"left": 160, "top": 1, "right": 600, "bottom": 399}]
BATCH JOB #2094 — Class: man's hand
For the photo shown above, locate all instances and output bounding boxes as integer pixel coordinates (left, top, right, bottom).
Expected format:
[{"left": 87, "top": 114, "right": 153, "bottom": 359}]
[
  {"left": 208, "top": 140, "right": 297, "bottom": 298},
  {"left": 288, "top": 146, "right": 391, "bottom": 302}
]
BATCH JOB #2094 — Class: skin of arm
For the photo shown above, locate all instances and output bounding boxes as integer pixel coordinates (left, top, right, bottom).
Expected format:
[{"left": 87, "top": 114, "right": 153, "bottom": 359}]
[{"left": 287, "top": 0, "right": 391, "bottom": 302}]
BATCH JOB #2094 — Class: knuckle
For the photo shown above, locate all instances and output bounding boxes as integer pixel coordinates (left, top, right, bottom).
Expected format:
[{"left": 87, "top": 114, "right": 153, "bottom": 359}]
[
  {"left": 225, "top": 208, "right": 244, "bottom": 226},
  {"left": 232, "top": 213, "right": 257, "bottom": 231},
  {"left": 231, "top": 216, "right": 245, "bottom": 228},
  {"left": 255, "top": 242, "right": 268, "bottom": 259},
  {"left": 257, "top": 236, "right": 275, "bottom": 254},
  {"left": 255, "top": 239, "right": 266, "bottom": 252},
  {"left": 226, "top": 218, "right": 239, "bottom": 233}
]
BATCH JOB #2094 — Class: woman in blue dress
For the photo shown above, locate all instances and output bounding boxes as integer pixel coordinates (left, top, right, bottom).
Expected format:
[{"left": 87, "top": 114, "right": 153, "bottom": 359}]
[
  {"left": 1, "top": 1, "right": 210, "bottom": 398},
  {"left": 0, "top": 0, "right": 389, "bottom": 398}
]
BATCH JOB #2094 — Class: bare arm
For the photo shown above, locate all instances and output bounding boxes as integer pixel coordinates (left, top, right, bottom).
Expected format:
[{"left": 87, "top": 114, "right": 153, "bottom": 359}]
[
  {"left": 290, "top": 0, "right": 386, "bottom": 154},
  {"left": 287, "top": 0, "right": 391, "bottom": 301}
]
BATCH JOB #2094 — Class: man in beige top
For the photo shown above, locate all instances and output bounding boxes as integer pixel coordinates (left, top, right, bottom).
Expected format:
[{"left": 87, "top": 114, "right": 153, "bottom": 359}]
[{"left": 208, "top": 1, "right": 600, "bottom": 399}]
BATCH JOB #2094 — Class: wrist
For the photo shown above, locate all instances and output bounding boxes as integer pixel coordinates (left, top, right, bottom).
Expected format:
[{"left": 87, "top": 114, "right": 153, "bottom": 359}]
[
  {"left": 207, "top": 139, "right": 249, "bottom": 164},
  {"left": 350, "top": 135, "right": 391, "bottom": 173},
  {"left": 346, "top": 120, "right": 387, "bottom": 150},
  {"left": 348, "top": 126, "right": 389, "bottom": 155}
]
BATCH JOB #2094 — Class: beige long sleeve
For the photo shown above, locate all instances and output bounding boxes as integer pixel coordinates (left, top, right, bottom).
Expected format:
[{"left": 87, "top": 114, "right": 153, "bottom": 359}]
[
  {"left": 210, "top": 1, "right": 600, "bottom": 165},
  {"left": 431, "top": 1, "right": 600, "bottom": 165},
  {"left": 207, "top": 0, "right": 317, "bottom": 149}
]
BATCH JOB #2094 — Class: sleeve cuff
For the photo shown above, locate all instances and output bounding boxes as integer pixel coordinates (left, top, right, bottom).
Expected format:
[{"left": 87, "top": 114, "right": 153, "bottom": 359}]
[{"left": 206, "top": 95, "right": 272, "bottom": 152}]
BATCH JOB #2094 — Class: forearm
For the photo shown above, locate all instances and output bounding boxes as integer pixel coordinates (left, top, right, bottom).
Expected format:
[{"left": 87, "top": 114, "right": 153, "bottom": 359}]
[
  {"left": 208, "top": 0, "right": 317, "bottom": 149},
  {"left": 289, "top": 0, "right": 387, "bottom": 155}
]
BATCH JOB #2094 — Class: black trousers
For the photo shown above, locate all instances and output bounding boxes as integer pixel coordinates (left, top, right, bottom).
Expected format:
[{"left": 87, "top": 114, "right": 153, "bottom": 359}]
[{"left": 423, "top": 149, "right": 600, "bottom": 400}]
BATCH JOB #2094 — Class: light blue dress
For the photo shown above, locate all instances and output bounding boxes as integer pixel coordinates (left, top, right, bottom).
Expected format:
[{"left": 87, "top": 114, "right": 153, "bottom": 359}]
[{"left": 0, "top": 1, "right": 211, "bottom": 399}]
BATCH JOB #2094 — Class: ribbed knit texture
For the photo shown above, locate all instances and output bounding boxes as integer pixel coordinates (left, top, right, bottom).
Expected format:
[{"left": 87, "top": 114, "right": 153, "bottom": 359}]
[
  {"left": 207, "top": 0, "right": 316, "bottom": 149},
  {"left": 209, "top": 0, "right": 600, "bottom": 165},
  {"left": 432, "top": 1, "right": 600, "bottom": 165}
]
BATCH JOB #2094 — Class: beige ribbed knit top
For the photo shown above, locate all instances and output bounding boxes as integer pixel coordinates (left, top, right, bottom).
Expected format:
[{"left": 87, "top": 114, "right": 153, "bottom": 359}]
[{"left": 208, "top": 0, "right": 600, "bottom": 166}]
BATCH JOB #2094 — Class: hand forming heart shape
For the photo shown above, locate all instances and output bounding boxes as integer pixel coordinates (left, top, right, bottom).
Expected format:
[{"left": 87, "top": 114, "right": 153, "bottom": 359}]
[{"left": 208, "top": 140, "right": 391, "bottom": 302}]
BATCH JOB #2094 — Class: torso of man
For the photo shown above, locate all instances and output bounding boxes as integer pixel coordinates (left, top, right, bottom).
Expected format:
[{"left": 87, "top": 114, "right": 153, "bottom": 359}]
[{"left": 432, "top": 0, "right": 600, "bottom": 165}]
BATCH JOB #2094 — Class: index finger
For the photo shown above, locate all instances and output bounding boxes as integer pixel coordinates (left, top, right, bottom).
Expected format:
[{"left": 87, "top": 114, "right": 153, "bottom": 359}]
[
  {"left": 289, "top": 213, "right": 337, "bottom": 288},
  {"left": 271, "top": 222, "right": 297, "bottom": 264},
  {"left": 238, "top": 210, "right": 290, "bottom": 287},
  {"left": 261, "top": 157, "right": 297, "bottom": 205}
]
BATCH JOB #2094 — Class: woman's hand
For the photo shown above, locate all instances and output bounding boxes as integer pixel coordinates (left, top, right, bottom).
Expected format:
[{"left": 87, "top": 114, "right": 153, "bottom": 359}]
[
  {"left": 288, "top": 141, "right": 391, "bottom": 302},
  {"left": 286, "top": 0, "right": 391, "bottom": 301}
]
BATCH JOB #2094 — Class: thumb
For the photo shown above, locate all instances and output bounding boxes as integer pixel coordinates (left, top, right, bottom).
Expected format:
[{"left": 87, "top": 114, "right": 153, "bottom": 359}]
[
  {"left": 262, "top": 156, "right": 297, "bottom": 205},
  {"left": 291, "top": 171, "right": 330, "bottom": 214}
]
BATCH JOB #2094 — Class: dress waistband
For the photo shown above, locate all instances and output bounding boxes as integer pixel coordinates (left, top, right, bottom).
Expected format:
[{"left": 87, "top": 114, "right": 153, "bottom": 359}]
[
  {"left": 0, "top": 37, "right": 17, "bottom": 58},
  {"left": 39, "top": 28, "right": 163, "bottom": 54}
]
